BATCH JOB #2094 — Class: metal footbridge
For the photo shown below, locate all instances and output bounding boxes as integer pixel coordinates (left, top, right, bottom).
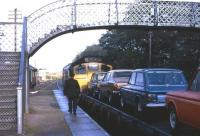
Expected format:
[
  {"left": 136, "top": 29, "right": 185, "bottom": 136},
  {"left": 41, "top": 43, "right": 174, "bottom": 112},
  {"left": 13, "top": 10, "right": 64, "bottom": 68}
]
[{"left": 0, "top": 0, "right": 200, "bottom": 134}]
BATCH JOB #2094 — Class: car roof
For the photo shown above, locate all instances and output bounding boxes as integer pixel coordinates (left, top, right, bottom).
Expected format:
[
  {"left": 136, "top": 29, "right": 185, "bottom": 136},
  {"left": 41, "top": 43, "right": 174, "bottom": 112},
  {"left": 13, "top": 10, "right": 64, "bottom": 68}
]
[
  {"left": 133, "top": 68, "right": 182, "bottom": 72},
  {"left": 108, "top": 69, "right": 134, "bottom": 73},
  {"left": 92, "top": 72, "right": 106, "bottom": 75}
]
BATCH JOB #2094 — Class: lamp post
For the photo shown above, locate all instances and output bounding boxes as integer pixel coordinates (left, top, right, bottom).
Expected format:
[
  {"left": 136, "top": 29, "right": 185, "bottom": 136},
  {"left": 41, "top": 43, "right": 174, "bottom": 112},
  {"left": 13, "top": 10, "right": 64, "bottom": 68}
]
[{"left": 149, "top": 31, "right": 152, "bottom": 68}]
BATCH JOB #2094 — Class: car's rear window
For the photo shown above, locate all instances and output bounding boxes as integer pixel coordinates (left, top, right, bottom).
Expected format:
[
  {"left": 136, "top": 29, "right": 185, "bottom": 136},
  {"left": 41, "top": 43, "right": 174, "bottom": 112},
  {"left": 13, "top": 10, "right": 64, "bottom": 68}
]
[
  {"left": 147, "top": 71, "right": 187, "bottom": 85},
  {"left": 113, "top": 71, "right": 132, "bottom": 83}
]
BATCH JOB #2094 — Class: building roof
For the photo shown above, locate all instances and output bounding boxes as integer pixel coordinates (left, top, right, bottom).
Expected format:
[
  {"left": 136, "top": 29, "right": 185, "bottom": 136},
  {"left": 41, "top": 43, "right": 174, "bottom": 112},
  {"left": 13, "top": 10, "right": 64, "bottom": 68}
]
[{"left": 29, "top": 65, "right": 38, "bottom": 71}]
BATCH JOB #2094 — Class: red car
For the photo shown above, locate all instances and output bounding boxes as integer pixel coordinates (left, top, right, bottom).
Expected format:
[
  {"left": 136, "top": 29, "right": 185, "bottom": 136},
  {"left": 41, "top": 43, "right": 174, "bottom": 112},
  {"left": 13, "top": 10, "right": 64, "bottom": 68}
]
[{"left": 166, "top": 68, "right": 200, "bottom": 130}]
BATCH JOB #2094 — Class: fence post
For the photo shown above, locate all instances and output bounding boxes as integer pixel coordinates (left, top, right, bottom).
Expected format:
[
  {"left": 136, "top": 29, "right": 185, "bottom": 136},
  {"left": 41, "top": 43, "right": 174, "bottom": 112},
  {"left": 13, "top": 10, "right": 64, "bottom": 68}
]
[
  {"left": 191, "top": 2, "right": 196, "bottom": 27},
  {"left": 115, "top": 0, "right": 119, "bottom": 25},
  {"left": 153, "top": 0, "right": 158, "bottom": 26},
  {"left": 17, "top": 85, "right": 23, "bottom": 134}
]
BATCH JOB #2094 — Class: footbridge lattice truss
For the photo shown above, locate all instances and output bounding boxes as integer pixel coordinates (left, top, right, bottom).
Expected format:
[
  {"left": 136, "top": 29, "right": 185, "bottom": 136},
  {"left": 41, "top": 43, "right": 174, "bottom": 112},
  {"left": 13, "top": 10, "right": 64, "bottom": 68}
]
[{"left": 1, "top": 0, "right": 200, "bottom": 55}]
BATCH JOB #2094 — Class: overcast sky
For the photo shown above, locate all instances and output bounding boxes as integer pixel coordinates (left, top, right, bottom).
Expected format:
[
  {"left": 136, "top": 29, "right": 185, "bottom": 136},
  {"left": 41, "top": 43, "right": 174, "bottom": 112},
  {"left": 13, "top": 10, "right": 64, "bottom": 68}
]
[
  {"left": 0, "top": 0, "right": 107, "bottom": 72},
  {"left": 0, "top": 0, "right": 199, "bottom": 72}
]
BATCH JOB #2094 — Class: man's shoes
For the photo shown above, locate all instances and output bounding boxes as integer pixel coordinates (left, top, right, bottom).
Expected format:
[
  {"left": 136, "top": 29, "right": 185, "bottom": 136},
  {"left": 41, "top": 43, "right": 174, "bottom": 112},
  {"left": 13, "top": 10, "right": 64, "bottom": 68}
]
[{"left": 73, "top": 112, "right": 76, "bottom": 115}]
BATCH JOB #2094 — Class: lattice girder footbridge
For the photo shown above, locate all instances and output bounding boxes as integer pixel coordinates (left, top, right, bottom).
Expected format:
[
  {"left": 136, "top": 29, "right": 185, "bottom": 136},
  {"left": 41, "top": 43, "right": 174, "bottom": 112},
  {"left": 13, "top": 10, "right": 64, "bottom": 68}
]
[{"left": 26, "top": 0, "right": 200, "bottom": 57}]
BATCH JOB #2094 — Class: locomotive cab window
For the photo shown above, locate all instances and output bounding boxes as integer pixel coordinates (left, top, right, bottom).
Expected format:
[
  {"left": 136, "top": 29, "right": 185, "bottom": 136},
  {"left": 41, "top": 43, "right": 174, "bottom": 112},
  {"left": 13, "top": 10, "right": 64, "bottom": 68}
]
[
  {"left": 101, "top": 64, "right": 112, "bottom": 72},
  {"left": 88, "top": 63, "right": 99, "bottom": 72},
  {"left": 74, "top": 65, "right": 86, "bottom": 74}
]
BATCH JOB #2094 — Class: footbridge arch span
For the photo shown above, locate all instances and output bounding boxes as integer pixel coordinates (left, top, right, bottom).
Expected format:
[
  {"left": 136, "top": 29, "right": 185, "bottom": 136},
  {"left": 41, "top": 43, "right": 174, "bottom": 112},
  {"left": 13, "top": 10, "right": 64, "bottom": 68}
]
[{"left": 27, "top": 0, "right": 200, "bottom": 56}]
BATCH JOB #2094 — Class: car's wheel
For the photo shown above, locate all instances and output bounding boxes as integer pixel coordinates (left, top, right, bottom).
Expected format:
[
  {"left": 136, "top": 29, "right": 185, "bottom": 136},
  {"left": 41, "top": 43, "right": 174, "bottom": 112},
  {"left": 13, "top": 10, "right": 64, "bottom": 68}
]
[
  {"left": 134, "top": 100, "right": 145, "bottom": 117},
  {"left": 120, "top": 97, "right": 125, "bottom": 109},
  {"left": 169, "top": 105, "right": 180, "bottom": 131},
  {"left": 108, "top": 94, "right": 113, "bottom": 104},
  {"left": 87, "top": 90, "right": 91, "bottom": 96},
  {"left": 92, "top": 91, "right": 96, "bottom": 98},
  {"left": 137, "top": 101, "right": 143, "bottom": 112},
  {"left": 98, "top": 91, "right": 102, "bottom": 100},
  {"left": 85, "top": 90, "right": 89, "bottom": 95}
]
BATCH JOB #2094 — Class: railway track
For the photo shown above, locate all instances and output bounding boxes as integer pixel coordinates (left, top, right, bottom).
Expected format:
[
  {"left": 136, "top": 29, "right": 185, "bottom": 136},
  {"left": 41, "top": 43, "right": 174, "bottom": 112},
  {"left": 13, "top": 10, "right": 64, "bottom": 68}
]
[{"left": 78, "top": 94, "right": 200, "bottom": 136}]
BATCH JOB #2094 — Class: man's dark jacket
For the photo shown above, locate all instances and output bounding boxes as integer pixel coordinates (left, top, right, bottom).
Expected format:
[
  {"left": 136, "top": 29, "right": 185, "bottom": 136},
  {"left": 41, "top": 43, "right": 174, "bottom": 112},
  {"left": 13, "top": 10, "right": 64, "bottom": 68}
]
[{"left": 64, "top": 78, "right": 80, "bottom": 98}]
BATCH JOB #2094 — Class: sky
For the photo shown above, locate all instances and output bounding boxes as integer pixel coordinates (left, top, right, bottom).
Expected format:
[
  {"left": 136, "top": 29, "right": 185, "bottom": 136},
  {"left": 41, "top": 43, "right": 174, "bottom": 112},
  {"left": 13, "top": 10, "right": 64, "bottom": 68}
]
[
  {"left": 0, "top": 0, "right": 107, "bottom": 72},
  {"left": 29, "top": 30, "right": 106, "bottom": 72},
  {"left": 0, "top": 0, "right": 199, "bottom": 72}
]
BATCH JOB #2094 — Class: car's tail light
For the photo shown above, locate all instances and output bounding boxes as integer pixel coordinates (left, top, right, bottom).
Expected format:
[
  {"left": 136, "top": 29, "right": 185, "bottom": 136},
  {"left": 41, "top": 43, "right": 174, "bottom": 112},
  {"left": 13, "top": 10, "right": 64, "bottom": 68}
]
[
  {"left": 114, "top": 83, "right": 120, "bottom": 90},
  {"left": 146, "top": 93, "right": 157, "bottom": 102}
]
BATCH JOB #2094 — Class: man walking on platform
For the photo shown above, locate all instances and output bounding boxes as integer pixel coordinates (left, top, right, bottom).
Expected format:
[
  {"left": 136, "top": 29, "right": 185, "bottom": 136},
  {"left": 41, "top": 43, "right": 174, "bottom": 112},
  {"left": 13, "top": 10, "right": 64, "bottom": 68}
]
[{"left": 63, "top": 73, "right": 80, "bottom": 115}]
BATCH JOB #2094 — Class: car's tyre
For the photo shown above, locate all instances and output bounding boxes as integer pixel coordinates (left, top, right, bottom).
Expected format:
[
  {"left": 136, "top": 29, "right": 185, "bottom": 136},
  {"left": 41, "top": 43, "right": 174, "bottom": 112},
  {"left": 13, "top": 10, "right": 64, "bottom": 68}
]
[
  {"left": 169, "top": 105, "right": 180, "bottom": 131},
  {"left": 120, "top": 97, "right": 126, "bottom": 109},
  {"left": 92, "top": 91, "right": 97, "bottom": 98},
  {"left": 108, "top": 94, "right": 113, "bottom": 104},
  {"left": 137, "top": 101, "right": 143, "bottom": 113},
  {"left": 135, "top": 100, "right": 144, "bottom": 117},
  {"left": 98, "top": 91, "right": 103, "bottom": 101},
  {"left": 87, "top": 90, "right": 91, "bottom": 96}
]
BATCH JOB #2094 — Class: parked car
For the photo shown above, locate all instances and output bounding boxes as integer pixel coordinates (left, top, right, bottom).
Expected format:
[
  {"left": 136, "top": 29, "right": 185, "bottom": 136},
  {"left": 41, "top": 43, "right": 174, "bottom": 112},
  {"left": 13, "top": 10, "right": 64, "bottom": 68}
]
[
  {"left": 87, "top": 72, "right": 106, "bottom": 97},
  {"left": 98, "top": 69, "right": 133, "bottom": 104},
  {"left": 120, "top": 68, "right": 188, "bottom": 113},
  {"left": 166, "top": 67, "right": 200, "bottom": 131}
]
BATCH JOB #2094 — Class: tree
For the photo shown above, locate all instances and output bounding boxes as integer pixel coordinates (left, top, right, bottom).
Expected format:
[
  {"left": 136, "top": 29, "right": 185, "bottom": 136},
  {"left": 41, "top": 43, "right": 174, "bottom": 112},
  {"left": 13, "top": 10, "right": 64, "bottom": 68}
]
[
  {"left": 98, "top": 29, "right": 200, "bottom": 81},
  {"left": 73, "top": 44, "right": 107, "bottom": 62}
]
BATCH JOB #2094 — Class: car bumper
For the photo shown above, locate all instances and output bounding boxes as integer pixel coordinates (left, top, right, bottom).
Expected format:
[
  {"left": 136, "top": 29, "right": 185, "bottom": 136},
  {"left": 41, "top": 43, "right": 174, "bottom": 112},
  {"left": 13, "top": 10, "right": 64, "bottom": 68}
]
[
  {"left": 146, "top": 103, "right": 166, "bottom": 108},
  {"left": 112, "top": 91, "right": 120, "bottom": 94}
]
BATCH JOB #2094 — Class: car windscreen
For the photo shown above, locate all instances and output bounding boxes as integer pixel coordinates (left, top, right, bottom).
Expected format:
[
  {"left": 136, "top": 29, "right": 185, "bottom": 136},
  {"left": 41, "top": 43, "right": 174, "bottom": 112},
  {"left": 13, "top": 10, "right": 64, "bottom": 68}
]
[
  {"left": 113, "top": 71, "right": 132, "bottom": 83},
  {"left": 191, "top": 71, "right": 200, "bottom": 91},
  {"left": 147, "top": 71, "right": 187, "bottom": 85},
  {"left": 98, "top": 73, "right": 105, "bottom": 81}
]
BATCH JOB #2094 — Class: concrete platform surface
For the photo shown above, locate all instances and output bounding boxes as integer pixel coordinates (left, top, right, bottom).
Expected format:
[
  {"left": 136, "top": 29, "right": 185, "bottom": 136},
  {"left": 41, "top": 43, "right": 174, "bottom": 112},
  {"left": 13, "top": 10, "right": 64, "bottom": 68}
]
[
  {"left": 53, "top": 89, "right": 110, "bottom": 136},
  {"left": 24, "top": 90, "right": 72, "bottom": 136}
]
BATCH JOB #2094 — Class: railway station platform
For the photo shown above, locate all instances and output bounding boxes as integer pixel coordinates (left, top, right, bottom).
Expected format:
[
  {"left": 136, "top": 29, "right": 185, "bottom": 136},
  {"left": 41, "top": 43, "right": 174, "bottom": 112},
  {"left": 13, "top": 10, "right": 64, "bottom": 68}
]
[
  {"left": 24, "top": 89, "right": 109, "bottom": 136},
  {"left": 53, "top": 89, "right": 109, "bottom": 136}
]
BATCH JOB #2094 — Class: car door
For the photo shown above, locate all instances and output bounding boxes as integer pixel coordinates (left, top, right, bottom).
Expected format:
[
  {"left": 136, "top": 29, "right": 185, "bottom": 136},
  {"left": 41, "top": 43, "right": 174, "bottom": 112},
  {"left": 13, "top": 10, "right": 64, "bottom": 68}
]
[
  {"left": 92, "top": 74, "right": 98, "bottom": 91},
  {"left": 104, "top": 72, "right": 113, "bottom": 97},
  {"left": 123, "top": 72, "right": 136, "bottom": 105},
  {"left": 132, "top": 72, "right": 145, "bottom": 105},
  {"left": 179, "top": 71, "right": 200, "bottom": 127},
  {"left": 100, "top": 72, "right": 110, "bottom": 96},
  {"left": 88, "top": 74, "right": 94, "bottom": 91}
]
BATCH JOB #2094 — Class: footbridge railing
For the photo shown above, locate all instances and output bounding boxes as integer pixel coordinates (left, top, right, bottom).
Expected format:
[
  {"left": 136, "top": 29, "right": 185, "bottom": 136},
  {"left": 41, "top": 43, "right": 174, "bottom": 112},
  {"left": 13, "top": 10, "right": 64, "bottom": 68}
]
[{"left": 26, "top": 0, "right": 200, "bottom": 56}]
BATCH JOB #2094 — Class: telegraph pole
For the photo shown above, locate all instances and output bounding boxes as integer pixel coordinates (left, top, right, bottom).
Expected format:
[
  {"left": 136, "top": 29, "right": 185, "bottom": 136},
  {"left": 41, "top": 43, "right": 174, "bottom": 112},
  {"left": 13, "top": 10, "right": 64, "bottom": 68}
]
[{"left": 9, "top": 8, "right": 22, "bottom": 52}]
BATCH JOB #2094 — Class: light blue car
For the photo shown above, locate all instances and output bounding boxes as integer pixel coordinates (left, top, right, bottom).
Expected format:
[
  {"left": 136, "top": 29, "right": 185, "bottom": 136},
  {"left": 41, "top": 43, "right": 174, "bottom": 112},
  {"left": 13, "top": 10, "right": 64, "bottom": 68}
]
[{"left": 120, "top": 68, "right": 188, "bottom": 113}]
